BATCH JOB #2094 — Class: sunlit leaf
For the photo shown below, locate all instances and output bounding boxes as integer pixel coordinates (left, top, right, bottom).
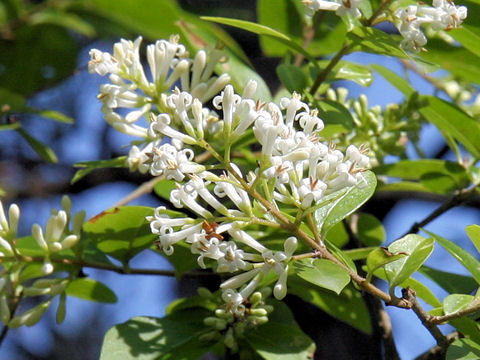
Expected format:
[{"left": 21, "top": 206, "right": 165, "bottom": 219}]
[
  {"left": 384, "top": 234, "right": 434, "bottom": 290},
  {"left": 447, "top": 338, "right": 480, "bottom": 360},
  {"left": 83, "top": 206, "right": 155, "bottom": 264},
  {"left": 424, "top": 229, "right": 480, "bottom": 285},
  {"left": 348, "top": 27, "right": 409, "bottom": 59},
  {"left": 443, "top": 294, "right": 476, "bottom": 316},
  {"left": 277, "top": 64, "right": 308, "bottom": 93},
  {"left": 71, "top": 157, "right": 126, "bottom": 184},
  {"left": 357, "top": 213, "right": 385, "bottom": 246},
  {"left": 16, "top": 128, "right": 58, "bottom": 163},
  {"left": 366, "top": 247, "right": 407, "bottom": 283},
  {"left": 370, "top": 64, "right": 415, "bottom": 96},
  {"left": 466, "top": 225, "right": 480, "bottom": 255},
  {"left": 294, "top": 258, "right": 350, "bottom": 294},
  {"left": 66, "top": 278, "right": 117, "bottom": 303},
  {"left": 100, "top": 309, "right": 213, "bottom": 360}
]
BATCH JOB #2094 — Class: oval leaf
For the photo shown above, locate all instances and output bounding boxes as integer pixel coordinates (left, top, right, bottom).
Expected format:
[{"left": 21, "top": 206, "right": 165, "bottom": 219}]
[
  {"left": 66, "top": 278, "right": 117, "bottom": 303},
  {"left": 447, "top": 338, "right": 480, "bottom": 360},
  {"left": 294, "top": 258, "right": 350, "bottom": 294},
  {"left": 357, "top": 213, "right": 385, "bottom": 247},
  {"left": 384, "top": 234, "right": 434, "bottom": 290},
  {"left": 443, "top": 294, "right": 475, "bottom": 316}
]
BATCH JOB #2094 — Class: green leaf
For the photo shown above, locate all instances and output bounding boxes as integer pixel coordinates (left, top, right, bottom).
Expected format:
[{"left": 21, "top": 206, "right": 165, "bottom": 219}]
[
  {"left": 257, "top": 0, "right": 304, "bottom": 56},
  {"left": 419, "top": 96, "right": 480, "bottom": 159},
  {"left": 100, "top": 309, "right": 213, "bottom": 360},
  {"left": 0, "top": 87, "right": 26, "bottom": 110},
  {"left": 344, "top": 247, "right": 376, "bottom": 261},
  {"left": 466, "top": 225, "right": 480, "bottom": 255},
  {"left": 419, "top": 39, "right": 480, "bottom": 85},
  {"left": 83, "top": 206, "right": 155, "bottom": 264},
  {"left": 325, "top": 221, "right": 349, "bottom": 248},
  {"left": 294, "top": 258, "right": 351, "bottom": 294},
  {"left": 276, "top": 64, "right": 308, "bottom": 93},
  {"left": 16, "top": 128, "right": 58, "bottom": 163},
  {"left": 316, "top": 99, "right": 354, "bottom": 131},
  {"left": 375, "top": 159, "right": 470, "bottom": 192},
  {"left": 201, "top": 16, "right": 318, "bottom": 68},
  {"left": 366, "top": 247, "right": 408, "bottom": 283},
  {"left": 370, "top": 64, "right": 415, "bottom": 96},
  {"left": 447, "top": 338, "right": 480, "bottom": 360},
  {"left": 384, "top": 234, "right": 434, "bottom": 290},
  {"left": 420, "top": 266, "right": 478, "bottom": 295},
  {"left": 289, "top": 276, "right": 372, "bottom": 333},
  {"left": 424, "top": 229, "right": 480, "bottom": 285},
  {"left": 153, "top": 179, "right": 177, "bottom": 202},
  {"left": 443, "top": 294, "right": 476, "bottom": 316},
  {"left": 317, "top": 60, "right": 373, "bottom": 87},
  {"left": 377, "top": 181, "right": 431, "bottom": 194},
  {"left": 450, "top": 317, "right": 480, "bottom": 343},
  {"left": 348, "top": 27, "right": 409, "bottom": 59},
  {"left": 154, "top": 242, "right": 200, "bottom": 277},
  {"left": 245, "top": 300, "right": 316, "bottom": 359},
  {"left": 316, "top": 170, "right": 377, "bottom": 237},
  {"left": 66, "top": 278, "right": 117, "bottom": 303},
  {"left": 356, "top": 213, "right": 385, "bottom": 246},
  {"left": 71, "top": 157, "right": 126, "bottom": 184},
  {"left": 28, "top": 108, "right": 74, "bottom": 124}
]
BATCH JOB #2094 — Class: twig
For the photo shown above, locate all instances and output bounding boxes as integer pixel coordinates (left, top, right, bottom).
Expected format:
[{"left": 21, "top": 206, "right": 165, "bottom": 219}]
[
  {"left": 112, "top": 176, "right": 164, "bottom": 208},
  {"left": 293, "top": 24, "right": 316, "bottom": 67},
  {"left": 428, "top": 298, "right": 480, "bottom": 325},
  {"left": 401, "top": 186, "right": 477, "bottom": 237},
  {"left": 415, "top": 332, "right": 459, "bottom": 360},
  {"left": 0, "top": 255, "right": 210, "bottom": 278},
  {"left": 309, "top": 44, "right": 350, "bottom": 96},
  {"left": 369, "top": 294, "right": 401, "bottom": 360},
  {"left": 0, "top": 291, "right": 22, "bottom": 346},
  {"left": 402, "top": 288, "right": 450, "bottom": 350},
  {"left": 365, "top": 0, "right": 393, "bottom": 26}
]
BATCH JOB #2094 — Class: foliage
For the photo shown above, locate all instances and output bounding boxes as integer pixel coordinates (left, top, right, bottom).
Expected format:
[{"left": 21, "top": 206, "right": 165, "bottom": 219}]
[{"left": 1, "top": 0, "right": 480, "bottom": 359}]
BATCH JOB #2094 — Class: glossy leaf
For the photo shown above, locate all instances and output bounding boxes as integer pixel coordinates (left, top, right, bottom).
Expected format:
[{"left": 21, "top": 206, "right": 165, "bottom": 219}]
[
  {"left": 366, "top": 247, "right": 407, "bottom": 283},
  {"left": 424, "top": 229, "right": 480, "bottom": 285},
  {"left": 384, "top": 234, "right": 434, "bottom": 290},
  {"left": 276, "top": 64, "right": 308, "bottom": 93},
  {"left": 377, "top": 181, "right": 431, "bottom": 194},
  {"left": 466, "top": 225, "right": 480, "bottom": 255},
  {"left": 325, "top": 221, "right": 349, "bottom": 248},
  {"left": 449, "top": 317, "right": 480, "bottom": 343},
  {"left": 66, "top": 278, "right": 117, "bottom": 303},
  {"left": 357, "top": 213, "right": 385, "bottom": 246},
  {"left": 71, "top": 156, "right": 126, "bottom": 184},
  {"left": 153, "top": 179, "right": 177, "bottom": 202},
  {"left": 419, "top": 39, "right": 480, "bottom": 85},
  {"left": 100, "top": 309, "right": 213, "bottom": 360},
  {"left": 348, "top": 27, "right": 409, "bottom": 59},
  {"left": 257, "top": 0, "right": 304, "bottom": 56},
  {"left": 294, "top": 258, "right": 350, "bottom": 294},
  {"left": 447, "top": 338, "right": 480, "bottom": 360},
  {"left": 316, "top": 170, "right": 377, "bottom": 237},
  {"left": 443, "top": 294, "right": 475, "bottom": 316},
  {"left": 370, "top": 64, "right": 415, "bottom": 96},
  {"left": 419, "top": 96, "right": 480, "bottom": 159},
  {"left": 289, "top": 276, "right": 372, "bottom": 333},
  {"left": 375, "top": 159, "right": 470, "bottom": 191},
  {"left": 315, "top": 99, "right": 354, "bottom": 131},
  {"left": 83, "top": 206, "right": 155, "bottom": 264},
  {"left": 316, "top": 60, "right": 373, "bottom": 87},
  {"left": 420, "top": 266, "right": 478, "bottom": 295},
  {"left": 201, "top": 16, "right": 318, "bottom": 67},
  {"left": 245, "top": 300, "right": 316, "bottom": 360}
]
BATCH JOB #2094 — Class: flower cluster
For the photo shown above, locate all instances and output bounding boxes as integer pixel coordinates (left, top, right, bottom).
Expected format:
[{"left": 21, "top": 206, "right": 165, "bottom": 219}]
[
  {"left": 395, "top": 0, "right": 467, "bottom": 51},
  {"left": 143, "top": 80, "right": 370, "bottom": 314},
  {"left": 88, "top": 35, "right": 230, "bottom": 145},
  {"left": 0, "top": 197, "right": 84, "bottom": 328},
  {"left": 303, "top": 0, "right": 362, "bottom": 19}
]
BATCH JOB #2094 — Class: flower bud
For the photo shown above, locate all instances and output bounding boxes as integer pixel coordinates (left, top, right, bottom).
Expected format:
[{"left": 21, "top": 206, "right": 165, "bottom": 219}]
[
  {"left": 197, "top": 287, "right": 213, "bottom": 299},
  {"left": 0, "top": 295, "right": 10, "bottom": 324}
]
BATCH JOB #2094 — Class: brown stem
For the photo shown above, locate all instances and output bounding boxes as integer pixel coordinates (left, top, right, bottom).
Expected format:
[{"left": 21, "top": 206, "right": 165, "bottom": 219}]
[
  {"left": 309, "top": 44, "right": 350, "bottom": 96},
  {"left": 0, "top": 255, "right": 209, "bottom": 278},
  {"left": 402, "top": 288, "right": 450, "bottom": 350},
  {"left": 293, "top": 24, "right": 316, "bottom": 67},
  {"left": 401, "top": 186, "right": 477, "bottom": 237},
  {"left": 415, "top": 332, "right": 459, "bottom": 360},
  {"left": 112, "top": 176, "right": 163, "bottom": 208},
  {"left": 369, "top": 294, "right": 401, "bottom": 360},
  {"left": 428, "top": 298, "right": 480, "bottom": 325},
  {"left": 365, "top": 0, "right": 393, "bottom": 26}
]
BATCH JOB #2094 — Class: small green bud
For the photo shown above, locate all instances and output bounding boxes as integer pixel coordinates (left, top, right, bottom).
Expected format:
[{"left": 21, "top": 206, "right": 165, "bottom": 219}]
[
  {"left": 247, "top": 315, "right": 269, "bottom": 325},
  {"left": 215, "top": 308, "right": 227, "bottom": 318},
  {"left": 197, "top": 287, "right": 212, "bottom": 298},
  {"left": 0, "top": 295, "right": 11, "bottom": 324},
  {"left": 224, "top": 327, "right": 237, "bottom": 350},
  {"left": 250, "top": 292, "right": 262, "bottom": 307},
  {"left": 199, "top": 330, "right": 220, "bottom": 342},
  {"left": 249, "top": 308, "right": 268, "bottom": 317}
]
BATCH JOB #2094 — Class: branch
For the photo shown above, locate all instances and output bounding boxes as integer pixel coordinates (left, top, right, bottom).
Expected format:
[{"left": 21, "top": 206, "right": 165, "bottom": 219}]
[
  {"left": 401, "top": 186, "right": 477, "bottom": 237},
  {"left": 112, "top": 176, "right": 164, "bottom": 208},
  {"left": 428, "top": 298, "right": 480, "bottom": 325},
  {"left": 402, "top": 288, "right": 450, "bottom": 350},
  {"left": 415, "top": 332, "right": 459, "bottom": 360},
  {"left": 309, "top": 43, "right": 350, "bottom": 96},
  {"left": 365, "top": 0, "right": 393, "bottom": 26},
  {"left": 0, "top": 255, "right": 210, "bottom": 278}
]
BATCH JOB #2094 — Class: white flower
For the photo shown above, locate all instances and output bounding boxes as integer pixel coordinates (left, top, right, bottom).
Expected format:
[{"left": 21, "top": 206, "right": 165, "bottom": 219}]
[
  {"left": 32, "top": 211, "right": 79, "bottom": 253},
  {"left": 148, "top": 113, "right": 197, "bottom": 145},
  {"left": 127, "top": 142, "right": 156, "bottom": 174},
  {"left": 0, "top": 201, "right": 20, "bottom": 239},
  {"left": 303, "top": 0, "right": 362, "bottom": 18},
  {"left": 88, "top": 49, "right": 119, "bottom": 76}
]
